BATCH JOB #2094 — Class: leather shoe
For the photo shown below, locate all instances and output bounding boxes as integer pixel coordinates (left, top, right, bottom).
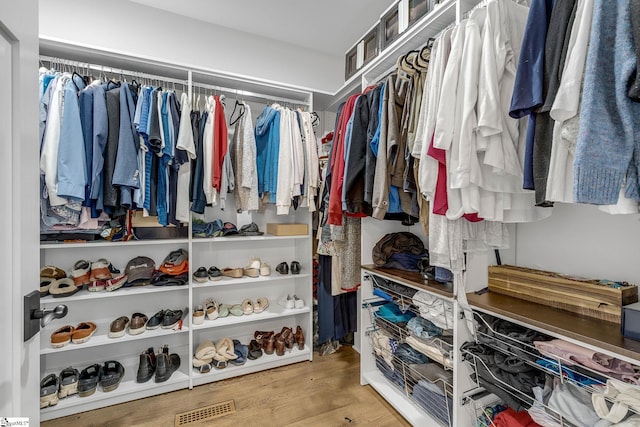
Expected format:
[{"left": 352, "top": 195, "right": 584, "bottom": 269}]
[
  {"left": 155, "top": 345, "right": 180, "bottom": 383},
  {"left": 274, "top": 333, "right": 285, "bottom": 356},
  {"left": 136, "top": 347, "right": 156, "bottom": 383},
  {"left": 294, "top": 326, "right": 305, "bottom": 350},
  {"left": 276, "top": 262, "right": 289, "bottom": 275},
  {"left": 290, "top": 261, "right": 301, "bottom": 275},
  {"left": 248, "top": 339, "right": 263, "bottom": 360}
]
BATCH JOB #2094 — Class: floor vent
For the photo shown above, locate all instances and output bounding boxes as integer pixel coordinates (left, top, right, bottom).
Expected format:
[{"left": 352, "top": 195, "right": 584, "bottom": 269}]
[{"left": 175, "top": 400, "right": 236, "bottom": 425}]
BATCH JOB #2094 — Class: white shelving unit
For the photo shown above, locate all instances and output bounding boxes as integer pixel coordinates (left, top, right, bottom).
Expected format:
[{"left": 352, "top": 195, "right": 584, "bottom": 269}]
[{"left": 38, "top": 40, "right": 315, "bottom": 421}]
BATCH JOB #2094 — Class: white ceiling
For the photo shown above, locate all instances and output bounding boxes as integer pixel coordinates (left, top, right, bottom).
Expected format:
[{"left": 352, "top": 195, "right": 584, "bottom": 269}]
[{"left": 130, "top": 0, "right": 394, "bottom": 56}]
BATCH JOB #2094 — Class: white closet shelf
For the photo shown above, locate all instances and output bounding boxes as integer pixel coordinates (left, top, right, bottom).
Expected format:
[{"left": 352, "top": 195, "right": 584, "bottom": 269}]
[
  {"left": 362, "top": 264, "right": 454, "bottom": 300},
  {"left": 191, "top": 346, "right": 311, "bottom": 386},
  {"left": 191, "top": 306, "right": 310, "bottom": 332},
  {"left": 192, "top": 235, "right": 308, "bottom": 244},
  {"left": 191, "top": 273, "right": 311, "bottom": 289},
  {"left": 40, "top": 285, "right": 188, "bottom": 304},
  {"left": 40, "top": 370, "right": 189, "bottom": 421},
  {"left": 361, "top": 369, "right": 442, "bottom": 426},
  {"left": 40, "top": 238, "right": 189, "bottom": 249},
  {"left": 41, "top": 326, "right": 189, "bottom": 355}
]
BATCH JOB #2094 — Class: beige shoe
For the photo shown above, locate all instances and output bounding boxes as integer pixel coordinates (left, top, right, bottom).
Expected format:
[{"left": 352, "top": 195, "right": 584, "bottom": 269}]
[
  {"left": 195, "top": 339, "right": 217, "bottom": 360},
  {"left": 222, "top": 268, "right": 243, "bottom": 279},
  {"left": 241, "top": 299, "right": 254, "bottom": 315},
  {"left": 254, "top": 297, "right": 269, "bottom": 314},
  {"left": 260, "top": 262, "right": 271, "bottom": 276},
  {"left": 243, "top": 258, "right": 261, "bottom": 278},
  {"left": 204, "top": 298, "right": 218, "bottom": 320},
  {"left": 192, "top": 305, "right": 205, "bottom": 325}
]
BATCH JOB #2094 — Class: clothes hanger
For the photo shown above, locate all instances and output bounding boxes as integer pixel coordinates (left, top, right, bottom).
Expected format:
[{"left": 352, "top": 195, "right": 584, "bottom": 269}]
[{"left": 229, "top": 99, "right": 245, "bottom": 126}]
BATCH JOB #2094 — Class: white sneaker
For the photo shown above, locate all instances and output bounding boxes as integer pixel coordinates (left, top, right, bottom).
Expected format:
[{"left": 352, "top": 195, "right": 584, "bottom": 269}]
[
  {"left": 293, "top": 295, "right": 305, "bottom": 309},
  {"left": 278, "top": 295, "right": 294, "bottom": 309}
]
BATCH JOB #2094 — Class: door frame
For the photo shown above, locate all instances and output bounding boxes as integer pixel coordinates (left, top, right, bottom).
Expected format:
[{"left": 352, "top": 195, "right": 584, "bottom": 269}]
[{"left": 0, "top": 0, "right": 40, "bottom": 423}]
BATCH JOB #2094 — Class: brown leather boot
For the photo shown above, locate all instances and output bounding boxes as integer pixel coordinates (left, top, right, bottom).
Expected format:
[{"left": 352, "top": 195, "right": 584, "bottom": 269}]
[
  {"left": 263, "top": 333, "right": 276, "bottom": 355},
  {"left": 294, "top": 326, "right": 305, "bottom": 350},
  {"left": 274, "top": 333, "right": 285, "bottom": 356},
  {"left": 280, "top": 327, "right": 294, "bottom": 350},
  {"left": 254, "top": 330, "right": 273, "bottom": 347}
]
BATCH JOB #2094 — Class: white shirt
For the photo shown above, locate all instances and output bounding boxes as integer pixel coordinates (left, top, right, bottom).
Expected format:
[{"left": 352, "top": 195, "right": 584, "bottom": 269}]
[
  {"left": 203, "top": 96, "right": 217, "bottom": 205},
  {"left": 275, "top": 106, "right": 294, "bottom": 215},
  {"left": 40, "top": 76, "right": 68, "bottom": 207}
]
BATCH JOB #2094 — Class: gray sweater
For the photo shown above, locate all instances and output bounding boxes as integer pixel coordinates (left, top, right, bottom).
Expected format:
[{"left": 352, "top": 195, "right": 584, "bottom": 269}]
[{"left": 574, "top": 0, "right": 640, "bottom": 204}]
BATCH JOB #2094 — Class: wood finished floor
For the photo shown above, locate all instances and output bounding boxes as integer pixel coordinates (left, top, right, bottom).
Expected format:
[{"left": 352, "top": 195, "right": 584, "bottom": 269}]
[{"left": 42, "top": 347, "right": 410, "bottom": 427}]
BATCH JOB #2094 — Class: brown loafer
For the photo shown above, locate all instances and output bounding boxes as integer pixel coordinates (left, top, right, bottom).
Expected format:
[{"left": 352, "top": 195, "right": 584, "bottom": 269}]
[
  {"left": 128, "top": 313, "right": 148, "bottom": 335},
  {"left": 71, "top": 322, "right": 97, "bottom": 344},
  {"left": 51, "top": 325, "right": 75, "bottom": 348},
  {"left": 108, "top": 316, "right": 129, "bottom": 338},
  {"left": 222, "top": 268, "right": 243, "bottom": 279}
]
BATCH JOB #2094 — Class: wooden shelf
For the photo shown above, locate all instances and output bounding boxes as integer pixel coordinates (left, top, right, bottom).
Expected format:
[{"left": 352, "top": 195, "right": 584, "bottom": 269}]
[
  {"left": 466, "top": 291, "right": 640, "bottom": 362},
  {"left": 362, "top": 265, "right": 454, "bottom": 300}
]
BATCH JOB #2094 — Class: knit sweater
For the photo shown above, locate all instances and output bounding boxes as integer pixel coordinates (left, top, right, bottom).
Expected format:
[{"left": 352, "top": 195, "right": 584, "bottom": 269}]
[{"left": 574, "top": 0, "right": 640, "bottom": 204}]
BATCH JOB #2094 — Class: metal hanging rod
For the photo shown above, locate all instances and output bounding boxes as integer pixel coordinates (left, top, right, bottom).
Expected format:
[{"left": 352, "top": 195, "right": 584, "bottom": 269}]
[
  {"left": 191, "top": 81, "right": 310, "bottom": 107},
  {"left": 40, "top": 55, "right": 189, "bottom": 88}
]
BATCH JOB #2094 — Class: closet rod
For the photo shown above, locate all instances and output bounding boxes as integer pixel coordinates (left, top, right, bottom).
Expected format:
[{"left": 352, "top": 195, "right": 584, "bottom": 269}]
[
  {"left": 39, "top": 55, "right": 189, "bottom": 87},
  {"left": 191, "top": 81, "right": 310, "bottom": 108}
]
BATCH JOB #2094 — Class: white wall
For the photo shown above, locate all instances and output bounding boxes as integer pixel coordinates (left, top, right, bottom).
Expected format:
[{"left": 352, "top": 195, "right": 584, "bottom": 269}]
[
  {"left": 38, "top": 0, "right": 344, "bottom": 93},
  {"left": 515, "top": 203, "right": 640, "bottom": 284}
]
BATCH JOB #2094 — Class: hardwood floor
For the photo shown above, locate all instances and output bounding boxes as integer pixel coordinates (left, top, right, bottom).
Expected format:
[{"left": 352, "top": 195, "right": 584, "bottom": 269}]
[{"left": 42, "top": 347, "right": 410, "bottom": 427}]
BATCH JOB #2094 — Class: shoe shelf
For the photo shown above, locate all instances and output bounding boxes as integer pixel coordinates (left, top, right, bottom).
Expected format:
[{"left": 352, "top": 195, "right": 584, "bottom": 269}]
[
  {"left": 362, "top": 264, "right": 454, "bottom": 301},
  {"left": 191, "top": 273, "right": 311, "bottom": 289},
  {"left": 192, "top": 235, "right": 308, "bottom": 244},
  {"left": 40, "top": 238, "right": 189, "bottom": 250},
  {"left": 41, "top": 326, "right": 189, "bottom": 355},
  {"left": 191, "top": 345, "right": 312, "bottom": 386},
  {"left": 40, "top": 284, "right": 188, "bottom": 304},
  {"left": 192, "top": 306, "right": 310, "bottom": 331},
  {"left": 466, "top": 291, "right": 640, "bottom": 364},
  {"left": 40, "top": 370, "right": 190, "bottom": 421}
]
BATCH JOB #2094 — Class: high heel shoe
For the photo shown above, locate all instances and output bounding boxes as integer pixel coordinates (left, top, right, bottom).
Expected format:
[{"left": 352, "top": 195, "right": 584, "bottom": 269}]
[{"left": 294, "top": 326, "right": 305, "bottom": 350}]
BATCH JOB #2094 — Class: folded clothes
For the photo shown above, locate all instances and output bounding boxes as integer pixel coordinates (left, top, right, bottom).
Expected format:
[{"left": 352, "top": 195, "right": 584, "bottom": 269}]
[
  {"left": 534, "top": 339, "right": 636, "bottom": 376},
  {"left": 412, "top": 290, "right": 454, "bottom": 329},
  {"left": 394, "top": 343, "right": 430, "bottom": 366},
  {"left": 548, "top": 382, "right": 601, "bottom": 427},
  {"left": 375, "top": 354, "right": 405, "bottom": 388},
  {"left": 376, "top": 302, "right": 416, "bottom": 323},
  {"left": 407, "top": 316, "right": 443, "bottom": 339},
  {"left": 536, "top": 359, "right": 605, "bottom": 386},
  {"left": 412, "top": 379, "right": 453, "bottom": 425},
  {"left": 406, "top": 335, "right": 453, "bottom": 369},
  {"left": 492, "top": 407, "right": 541, "bottom": 427},
  {"left": 408, "top": 362, "right": 453, "bottom": 394}
]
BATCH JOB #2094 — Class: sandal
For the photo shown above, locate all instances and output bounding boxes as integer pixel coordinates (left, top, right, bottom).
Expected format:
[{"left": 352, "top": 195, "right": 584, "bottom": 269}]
[
  {"left": 40, "top": 277, "right": 55, "bottom": 296},
  {"left": 198, "top": 363, "right": 212, "bottom": 374},
  {"left": 193, "top": 305, "right": 205, "bottom": 325},
  {"left": 40, "top": 265, "right": 66, "bottom": 280},
  {"left": 100, "top": 360, "right": 125, "bottom": 392},
  {"left": 49, "top": 278, "right": 80, "bottom": 298}
]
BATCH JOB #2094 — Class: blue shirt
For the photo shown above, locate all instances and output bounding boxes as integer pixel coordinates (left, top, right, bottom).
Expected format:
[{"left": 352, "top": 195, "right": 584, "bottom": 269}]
[
  {"left": 57, "top": 77, "right": 87, "bottom": 201},
  {"left": 509, "top": 0, "right": 556, "bottom": 190}
]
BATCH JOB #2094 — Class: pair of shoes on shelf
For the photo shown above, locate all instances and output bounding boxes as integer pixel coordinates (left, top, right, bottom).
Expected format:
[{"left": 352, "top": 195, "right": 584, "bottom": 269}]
[
  {"left": 275, "top": 261, "right": 301, "bottom": 275},
  {"left": 40, "top": 366, "right": 81, "bottom": 408},
  {"left": 243, "top": 257, "right": 271, "bottom": 277},
  {"left": 278, "top": 294, "right": 304, "bottom": 310},
  {"left": 240, "top": 297, "right": 270, "bottom": 315},
  {"left": 137, "top": 344, "right": 180, "bottom": 383},
  {"left": 144, "top": 308, "right": 187, "bottom": 331},
  {"left": 68, "top": 360, "right": 126, "bottom": 398},
  {"left": 192, "top": 266, "right": 223, "bottom": 282},
  {"left": 50, "top": 322, "right": 97, "bottom": 347}
]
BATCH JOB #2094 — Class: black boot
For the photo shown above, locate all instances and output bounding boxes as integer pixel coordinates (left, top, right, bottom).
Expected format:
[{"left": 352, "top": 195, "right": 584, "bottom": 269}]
[
  {"left": 136, "top": 347, "right": 156, "bottom": 383},
  {"left": 155, "top": 345, "right": 180, "bottom": 383}
]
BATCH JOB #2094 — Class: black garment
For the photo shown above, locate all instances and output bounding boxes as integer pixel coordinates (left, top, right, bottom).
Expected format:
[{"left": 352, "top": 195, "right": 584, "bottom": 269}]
[
  {"left": 629, "top": 0, "right": 640, "bottom": 101},
  {"left": 103, "top": 86, "right": 121, "bottom": 209},
  {"left": 168, "top": 92, "right": 181, "bottom": 226},
  {"left": 364, "top": 84, "right": 382, "bottom": 207},
  {"left": 190, "top": 111, "right": 207, "bottom": 214},
  {"left": 532, "top": 0, "right": 578, "bottom": 205},
  {"left": 344, "top": 94, "right": 370, "bottom": 215},
  {"left": 148, "top": 89, "right": 162, "bottom": 155},
  {"left": 317, "top": 254, "right": 358, "bottom": 344},
  {"left": 189, "top": 110, "right": 201, "bottom": 202},
  {"left": 79, "top": 87, "right": 94, "bottom": 207}
]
